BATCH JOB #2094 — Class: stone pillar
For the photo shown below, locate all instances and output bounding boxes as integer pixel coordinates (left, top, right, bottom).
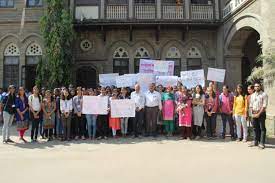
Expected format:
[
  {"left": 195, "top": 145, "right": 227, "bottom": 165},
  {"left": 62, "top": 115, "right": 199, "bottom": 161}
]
[
  {"left": 215, "top": 0, "right": 220, "bottom": 20},
  {"left": 224, "top": 55, "right": 242, "bottom": 91},
  {"left": 129, "top": 0, "right": 133, "bottom": 19},
  {"left": 185, "top": 0, "right": 190, "bottom": 19},
  {"left": 70, "top": 0, "right": 74, "bottom": 16},
  {"left": 157, "top": 0, "right": 161, "bottom": 19},
  {"left": 100, "top": 0, "right": 105, "bottom": 19},
  {"left": 261, "top": 0, "right": 275, "bottom": 136}
]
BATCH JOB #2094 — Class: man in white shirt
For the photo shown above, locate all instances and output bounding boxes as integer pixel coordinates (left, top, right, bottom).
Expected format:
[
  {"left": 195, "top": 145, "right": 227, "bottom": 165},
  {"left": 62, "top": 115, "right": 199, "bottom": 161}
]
[
  {"left": 130, "top": 84, "right": 145, "bottom": 138},
  {"left": 145, "top": 83, "right": 162, "bottom": 137},
  {"left": 28, "top": 86, "right": 42, "bottom": 142},
  {"left": 249, "top": 82, "right": 268, "bottom": 149}
]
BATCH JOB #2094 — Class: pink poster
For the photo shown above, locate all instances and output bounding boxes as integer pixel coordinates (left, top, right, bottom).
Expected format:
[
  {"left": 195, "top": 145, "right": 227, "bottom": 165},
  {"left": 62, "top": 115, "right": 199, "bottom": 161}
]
[{"left": 139, "top": 59, "right": 174, "bottom": 76}]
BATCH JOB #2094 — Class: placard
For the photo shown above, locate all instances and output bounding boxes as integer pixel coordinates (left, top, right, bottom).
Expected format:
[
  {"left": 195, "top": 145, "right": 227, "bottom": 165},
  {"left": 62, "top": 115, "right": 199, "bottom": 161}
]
[
  {"left": 116, "top": 74, "right": 137, "bottom": 88},
  {"left": 207, "top": 68, "right": 226, "bottom": 83},
  {"left": 99, "top": 73, "right": 119, "bottom": 87},
  {"left": 180, "top": 69, "right": 205, "bottom": 89},
  {"left": 137, "top": 73, "right": 156, "bottom": 93},
  {"left": 139, "top": 59, "right": 174, "bottom": 76},
  {"left": 154, "top": 61, "right": 169, "bottom": 73},
  {"left": 156, "top": 76, "right": 179, "bottom": 87},
  {"left": 111, "top": 99, "right": 136, "bottom": 118},
  {"left": 82, "top": 96, "right": 108, "bottom": 115}
]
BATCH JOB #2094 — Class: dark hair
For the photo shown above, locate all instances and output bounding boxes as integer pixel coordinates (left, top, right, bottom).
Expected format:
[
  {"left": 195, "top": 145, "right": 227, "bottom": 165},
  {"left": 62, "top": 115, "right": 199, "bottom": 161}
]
[
  {"left": 61, "top": 88, "right": 72, "bottom": 100},
  {"left": 223, "top": 85, "right": 229, "bottom": 89},
  {"left": 236, "top": 84, "right": 246, "bottom": 99},
  {"left": 195, "top": 85, "right": 204, "bottom": 96},
  {"left": 248, "top": 85, "right": 254, "bottom": 90}
]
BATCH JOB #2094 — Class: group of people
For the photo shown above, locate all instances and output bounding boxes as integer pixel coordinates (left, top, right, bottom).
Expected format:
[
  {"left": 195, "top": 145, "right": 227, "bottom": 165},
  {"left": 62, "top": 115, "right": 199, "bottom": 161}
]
[{"left": 0, "top": 80, "right": 268, "bottom": 149}]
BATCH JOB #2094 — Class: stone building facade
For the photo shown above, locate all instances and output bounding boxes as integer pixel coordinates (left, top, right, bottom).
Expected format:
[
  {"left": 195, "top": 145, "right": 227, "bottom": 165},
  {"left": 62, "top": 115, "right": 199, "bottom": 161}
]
[{"left": 0, "top": 0, "right": 275, "bottom": 134}]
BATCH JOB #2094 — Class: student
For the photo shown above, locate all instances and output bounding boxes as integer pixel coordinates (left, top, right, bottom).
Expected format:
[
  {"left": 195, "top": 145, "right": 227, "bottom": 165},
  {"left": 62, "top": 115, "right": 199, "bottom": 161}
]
[
  {"left": 73, "top": 87, "right": 85, "bottom": 140},
  {"left": 1, "top": 85, "right": 16, "bottom": 144},
  {"left": 246, "top": 85, "right": 254, "bottom": 136},
  {"left": 162, "top": 86, "right": 175, "bottom": 137},
  {"left": 28, "top": 86, "right": 42, "bottom": 142},
  {"left": 85, "top": 89, "right": 97, "bottom": 140},
  {"left": 176, "top": 86, "right": 192, "bottom": 140},
  {"left": 131, "top": 84, "right": 145, "bottom": 138},
  {"left": 119, "top": 87, "right": 130, "bottom": 137},
  {"left": 70, "top": 88, "right": 76, "bottom": 139},
  {"left": 233, "top": 84, "right": 248, "bottom": 142},
  {"left": 60, "top": 88, "right": 73, "bottom": 141},
  {"left": 109, "top": 93, "right": 121, "bottom": 138},
  {"left": 144, "top": 83, "right": 162, "bottom": 137},
  {"left": 15, "top": 87, "right": 29, "bottom": 143},
  {"left": 97, "top": 87, "right": 109, "bottom": 140},
  {"left": 42, "top": 90, "right": 56, "bottom": 142},
  {"left": 192, "top": 85, "right": 205, "bottom": 139},
  {"left": 205, "top": 87, "right": 218, "bottom": 139},
  {"left": 249, "top": 82, "right": 268, "bottom": 149},
  {"left": 54, "top": 88, "right": 62, "bottom": 139},
  {"left": 219, "top": 85, "right": 235, "bottom": 140}
]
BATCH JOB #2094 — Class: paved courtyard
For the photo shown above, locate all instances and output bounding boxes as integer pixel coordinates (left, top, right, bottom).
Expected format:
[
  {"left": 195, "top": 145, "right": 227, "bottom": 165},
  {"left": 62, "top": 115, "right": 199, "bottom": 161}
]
[{"left": 1, "top": 125, "right": 275, "bottom": 183}]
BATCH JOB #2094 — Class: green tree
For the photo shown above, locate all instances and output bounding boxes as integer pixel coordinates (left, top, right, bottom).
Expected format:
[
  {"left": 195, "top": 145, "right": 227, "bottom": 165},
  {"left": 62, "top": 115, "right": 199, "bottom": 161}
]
[
  {"left": 36, "top": 0, "right": 75, "bottom": 89},
  {"left": 247, "top": 53, "right": 275, "bottom": 85}
]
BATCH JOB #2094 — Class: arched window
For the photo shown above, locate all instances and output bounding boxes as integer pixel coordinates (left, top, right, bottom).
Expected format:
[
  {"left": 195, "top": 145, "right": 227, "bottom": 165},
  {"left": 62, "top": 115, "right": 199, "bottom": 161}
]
[
  {"left": 166, "top": 46, "right": 181, "bottom": 76},
  {"left": 23, "top": 43, "right": 43, "bottom": 91},
  {"left": 186, "top": 46, "right": 202, "bottom": 70},
  {"left": 113, "top": 47, "right": 129, "bottom": 75},
  {"left": 3, "top": 43, "right": 20, "bottom": 88},
  {"left": 134, "top": 47, "right": 150, "bottom": 73}
]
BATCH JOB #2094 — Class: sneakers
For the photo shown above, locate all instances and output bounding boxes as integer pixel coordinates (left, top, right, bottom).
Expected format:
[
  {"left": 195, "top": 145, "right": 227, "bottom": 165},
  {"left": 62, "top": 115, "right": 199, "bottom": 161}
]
[
  {"left": 6, "top": 139, "right": 15, "bottom": 143},
  {"left": 258, "top": 144, "right": 265, "bottom": 149},
  {"left": 248, "top": 141, "right": 258, "bottom": 147}
]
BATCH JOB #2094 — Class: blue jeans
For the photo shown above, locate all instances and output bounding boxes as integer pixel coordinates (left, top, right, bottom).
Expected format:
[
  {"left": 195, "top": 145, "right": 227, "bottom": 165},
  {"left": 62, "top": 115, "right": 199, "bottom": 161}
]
[
  {"left": 221, "top": 113, "right": 234, "bottom": 138},
  {"left": 86, "top": 114, "right": 97, "bottom": 138},
  {"left": 55, "top": 115, "right": 63, "bottom": 136}
]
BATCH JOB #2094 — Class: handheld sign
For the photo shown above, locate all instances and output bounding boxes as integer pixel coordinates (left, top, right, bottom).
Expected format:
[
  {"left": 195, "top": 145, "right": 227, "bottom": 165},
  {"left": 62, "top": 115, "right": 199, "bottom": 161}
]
[
  {"left": 207, "top": 68, "right": 226, "bottom": 83},
  {"left": 180, "top": 69, "right": 205, "bottom": 89},
  {"left": 116, "top": 74, "right": 137, "bottom": 88},
  {"left": 82, "top": 96, "right": 108, "bottom": 115},
  {"left": 111, "top": 99, "right": 136, "bottom": 118},
  {"left": 99, "top": 73, "right": 119, "bottom": 87},
  {"left": 156, "top": 76, "right": 179, "bottom": 87},
  {"left": 139, "top": 59, "right": 174, "bottom": 76},
  {"left": 137, "top": 73, "right": 156, "bottom": 93}
]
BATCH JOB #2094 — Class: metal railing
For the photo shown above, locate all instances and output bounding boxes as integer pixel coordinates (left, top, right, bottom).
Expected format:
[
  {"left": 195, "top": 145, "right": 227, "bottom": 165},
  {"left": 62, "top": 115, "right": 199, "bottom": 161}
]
[{"left": 191, "top": 4, "right": 213, "bottom": 20}]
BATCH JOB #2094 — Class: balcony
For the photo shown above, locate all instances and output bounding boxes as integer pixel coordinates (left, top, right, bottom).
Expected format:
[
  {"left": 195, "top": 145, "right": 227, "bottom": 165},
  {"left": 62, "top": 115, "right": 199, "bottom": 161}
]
[
  {"left": 223, "top": 0, "right": 249, "bottom": 19},
  {"left": 74, "top": 0, "right": 219, "bottom": 25}
]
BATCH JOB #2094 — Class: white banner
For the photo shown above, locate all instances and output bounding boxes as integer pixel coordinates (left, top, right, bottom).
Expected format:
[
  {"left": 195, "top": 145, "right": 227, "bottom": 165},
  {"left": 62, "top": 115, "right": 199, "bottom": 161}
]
[
  {"left": 139, "top": 59, "right": 174, "bottom": 76},
  {"left": 82, "top": 96, "right": 109, "bottom": 115},
  {"left": 207, "top": 68, "right": 226, "bottom": 83},
  {"left": 99, "top": 73, "right": 119, "bottom": 87},
  {"left": 154, "top": 61, "right": 169, "bottom": 73},
  {"left": 111, "top": 99, "right": 136, "bottom": 118},
  {"left": 180, "top": 69, "right": 205, "bottom": 89},
  {"left": 137, "top": 73, "right": 156, "bottom": 93},
  {"left": 116, "top": 74, "right": 137, "bottom": 88},
  {"left": 156, "top": 76, "right": 179, "bottom": 87}
]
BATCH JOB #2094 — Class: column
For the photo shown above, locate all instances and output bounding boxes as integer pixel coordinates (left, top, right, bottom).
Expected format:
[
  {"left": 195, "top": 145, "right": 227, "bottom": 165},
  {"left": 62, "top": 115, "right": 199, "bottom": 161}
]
[
  {"left": 100, "top": 0, "right": 105, "bottom": 19},
  {"left": 157, "top": 0, "right": 161, "bottom": 19},
  {"left": 215, "top": 0, "right": 220, "bottom": 20},
  {"left": 129, "top": 0, "right": 133, "bottom": 19},
  {"left": 185, "top": 0, "right": 190, "bottom": 19}
]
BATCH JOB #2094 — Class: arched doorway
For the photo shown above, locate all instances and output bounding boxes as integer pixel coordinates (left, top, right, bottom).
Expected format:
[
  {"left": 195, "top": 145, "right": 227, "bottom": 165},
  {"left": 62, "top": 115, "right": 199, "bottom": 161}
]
[
  {"left": 76, "top": 66, "right": 97, "bottom": 88},
  {"left": 225, "top": 27, "right": 262, "bottom": 90}
]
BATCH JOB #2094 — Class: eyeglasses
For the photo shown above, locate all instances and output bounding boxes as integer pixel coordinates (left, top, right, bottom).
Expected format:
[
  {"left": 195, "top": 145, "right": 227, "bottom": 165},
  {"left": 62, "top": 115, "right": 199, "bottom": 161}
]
[{"left": 254, "top": 85, "right": 260, "bottom": 87}]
